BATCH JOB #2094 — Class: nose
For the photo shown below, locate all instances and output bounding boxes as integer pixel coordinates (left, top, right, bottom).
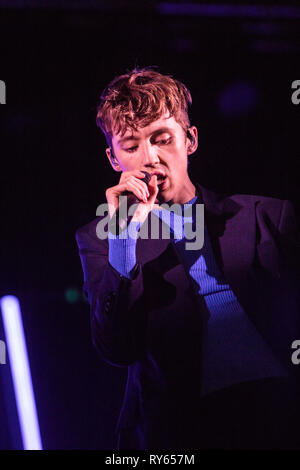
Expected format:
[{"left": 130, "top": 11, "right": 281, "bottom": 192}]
[{"left": 140, "top": 142, "right": 160, "bottom": 167}]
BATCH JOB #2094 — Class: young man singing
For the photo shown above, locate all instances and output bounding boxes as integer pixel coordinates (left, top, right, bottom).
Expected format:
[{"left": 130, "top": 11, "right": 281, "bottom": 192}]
[{"left": 76, "top": 67, "right": 300, "bottom": 450}]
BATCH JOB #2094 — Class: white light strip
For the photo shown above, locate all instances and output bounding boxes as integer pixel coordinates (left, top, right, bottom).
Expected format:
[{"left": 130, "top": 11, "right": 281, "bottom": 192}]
[{"left": 0, "top": 295, "right": 43, "bottom": 450}]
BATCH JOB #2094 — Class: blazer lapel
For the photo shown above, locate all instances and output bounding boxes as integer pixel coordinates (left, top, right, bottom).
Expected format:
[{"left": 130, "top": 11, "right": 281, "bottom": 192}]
[{"left": 198, "top": 184, "right": 256, "bottom": 297}]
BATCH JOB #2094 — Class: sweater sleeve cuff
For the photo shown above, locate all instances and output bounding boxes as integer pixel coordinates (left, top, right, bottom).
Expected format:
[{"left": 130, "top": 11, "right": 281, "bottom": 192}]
[{"left": 108, "top": 221, "right": 141, "bottom": 279}]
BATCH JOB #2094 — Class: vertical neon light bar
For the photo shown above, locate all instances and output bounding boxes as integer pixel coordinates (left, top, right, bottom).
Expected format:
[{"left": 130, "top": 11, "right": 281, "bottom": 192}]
[{"left": 0, "top": 295, "right": 43, "bottom": 450}]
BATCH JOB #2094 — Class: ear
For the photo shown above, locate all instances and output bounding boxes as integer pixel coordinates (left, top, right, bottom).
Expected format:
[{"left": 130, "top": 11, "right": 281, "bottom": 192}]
[
  {"left": 186, "top": 126, "right": 198, "bottom": 156},
  {"left": 106, "top": 147, "right": 121, "bottom": 172}
]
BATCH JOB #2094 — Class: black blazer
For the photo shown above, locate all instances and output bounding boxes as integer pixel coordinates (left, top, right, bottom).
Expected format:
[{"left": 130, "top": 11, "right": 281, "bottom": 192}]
[{"left": 75, "top": 183, "right": 300, "bottom": 449}]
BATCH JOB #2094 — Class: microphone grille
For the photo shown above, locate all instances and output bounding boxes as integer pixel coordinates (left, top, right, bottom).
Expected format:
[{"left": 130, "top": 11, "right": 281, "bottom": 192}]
[{"left": 141, "top": 171, "right": 151, "bottom": 185}]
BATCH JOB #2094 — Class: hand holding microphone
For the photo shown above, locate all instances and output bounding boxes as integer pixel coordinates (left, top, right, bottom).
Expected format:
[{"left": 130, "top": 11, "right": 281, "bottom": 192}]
[{"left": 105, "top": 170, "right": 159, "bottom": 235}]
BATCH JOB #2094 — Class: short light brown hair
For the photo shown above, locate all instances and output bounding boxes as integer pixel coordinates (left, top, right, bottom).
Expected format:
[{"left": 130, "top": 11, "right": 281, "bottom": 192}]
[{"left": 96, "top": 66, "right": 192, "bottom": 147}]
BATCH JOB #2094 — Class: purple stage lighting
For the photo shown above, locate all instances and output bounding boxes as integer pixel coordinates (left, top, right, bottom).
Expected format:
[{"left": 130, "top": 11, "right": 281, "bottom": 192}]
[{"left": 0, "top": 295, "right": 43, "bottom": 450}]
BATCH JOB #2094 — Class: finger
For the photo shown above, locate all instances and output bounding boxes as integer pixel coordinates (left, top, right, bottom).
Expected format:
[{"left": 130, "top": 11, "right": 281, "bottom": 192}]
[
  {"left": 119, "top": 178, "right": 149, "bottom": 203},
  {"left": 107, "top": 183, "right": 141, "bottom": 206},
  {"left": 148, "top": 174, "right": 158, "bottom": 193},
  {"left": 129, "top": 177, "right": 150, "bottom": 198},
  {"left": 126, "top": 181, "right": 148, "bottom": 203},
  {"left": 108, "top": 173, "right": 151, "bottom": 207},
  {"left": 147, "top": 175, "right": 159, "bottom": 203},
  {"left": 120, "top": 170, "right": 147, "bottom": 183}
]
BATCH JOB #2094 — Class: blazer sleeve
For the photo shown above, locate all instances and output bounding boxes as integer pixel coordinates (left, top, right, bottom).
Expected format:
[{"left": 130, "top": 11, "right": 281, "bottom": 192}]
[{"left": 75, "top": 222, "right": 148, "bottom": 367}]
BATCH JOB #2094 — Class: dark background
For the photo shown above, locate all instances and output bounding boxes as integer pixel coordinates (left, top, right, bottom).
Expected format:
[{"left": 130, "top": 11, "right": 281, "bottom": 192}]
[{"left": 0, "top": 0, "right": 299, "bottom": 449}]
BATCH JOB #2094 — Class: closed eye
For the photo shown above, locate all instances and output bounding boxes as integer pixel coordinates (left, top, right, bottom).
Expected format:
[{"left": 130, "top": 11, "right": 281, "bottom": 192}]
[
  {"left": 125, "top": 137, "right": 172, "bottom": 153},
  {"left": 155, "top": 137, "right": 172, "bottom": 146},
  {"left": 126, "top": 146, "right": 138, "bottom": 153}
]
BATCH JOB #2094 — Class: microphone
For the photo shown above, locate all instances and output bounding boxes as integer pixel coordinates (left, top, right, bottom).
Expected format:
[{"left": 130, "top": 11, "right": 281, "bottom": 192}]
[{"left": 109, "top": 171, "right": 151, "bottom": 236}]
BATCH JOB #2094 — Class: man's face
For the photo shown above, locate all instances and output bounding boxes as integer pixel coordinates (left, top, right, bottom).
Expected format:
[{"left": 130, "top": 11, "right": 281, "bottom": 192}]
[{"left": 107, "top": 112, "right": 198, "bottom": 204}]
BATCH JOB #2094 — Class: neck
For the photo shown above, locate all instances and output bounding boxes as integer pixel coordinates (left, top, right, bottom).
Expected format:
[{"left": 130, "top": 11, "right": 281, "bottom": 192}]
[{"left": 174, "top": 179, "right": 196, "bottom": 205}]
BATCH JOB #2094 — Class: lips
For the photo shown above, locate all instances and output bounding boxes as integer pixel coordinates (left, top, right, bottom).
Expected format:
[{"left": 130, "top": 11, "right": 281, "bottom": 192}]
[
  {"left": 158, "top": 176, "right": 168, "bottom": 191},
  {"left": 157, "top": 176, "right": 166, "bottom": 185}
]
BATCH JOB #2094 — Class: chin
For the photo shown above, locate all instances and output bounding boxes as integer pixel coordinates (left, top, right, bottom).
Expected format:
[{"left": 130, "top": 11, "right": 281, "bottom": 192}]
[{"left": 156, "top": 192, "right": 169, "bottom": 204}]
